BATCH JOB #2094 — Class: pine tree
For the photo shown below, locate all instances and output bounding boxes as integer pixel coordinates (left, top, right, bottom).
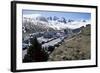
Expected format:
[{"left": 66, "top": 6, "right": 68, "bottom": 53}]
[{"left": 23, "top": 37, "right": 49, "bottom": 62}]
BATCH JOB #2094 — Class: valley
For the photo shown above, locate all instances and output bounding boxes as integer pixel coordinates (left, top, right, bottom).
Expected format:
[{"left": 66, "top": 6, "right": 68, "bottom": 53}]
[{"left": 22, "top": 15, "right": 91, "bottom": 62}]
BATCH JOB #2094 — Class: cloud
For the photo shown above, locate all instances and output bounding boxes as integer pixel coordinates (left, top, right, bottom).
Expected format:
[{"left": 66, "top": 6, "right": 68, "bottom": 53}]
[{"left": 23, "top": 14, "right": 42, "bottom": 19}]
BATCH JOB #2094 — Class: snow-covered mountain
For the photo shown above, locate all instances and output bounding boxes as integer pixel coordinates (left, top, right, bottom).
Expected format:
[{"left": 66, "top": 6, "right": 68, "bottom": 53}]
[
  {"left": 48, "top": 20, "right": 90, "bottom": 30},
  {"left": 23, "top": 14, "right": 91, "bottom": 33}
]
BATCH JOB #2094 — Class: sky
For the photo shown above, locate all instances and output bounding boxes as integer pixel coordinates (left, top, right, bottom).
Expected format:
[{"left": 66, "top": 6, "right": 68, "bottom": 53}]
[{"left": 23, "top": 9, "right": 91, "bottom": 21}]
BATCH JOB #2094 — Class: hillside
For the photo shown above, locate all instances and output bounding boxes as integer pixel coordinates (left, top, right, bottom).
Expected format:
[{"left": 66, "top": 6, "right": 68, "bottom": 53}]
[{"left": 48, "top": 25, "right": 91, "bottom": 61}]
